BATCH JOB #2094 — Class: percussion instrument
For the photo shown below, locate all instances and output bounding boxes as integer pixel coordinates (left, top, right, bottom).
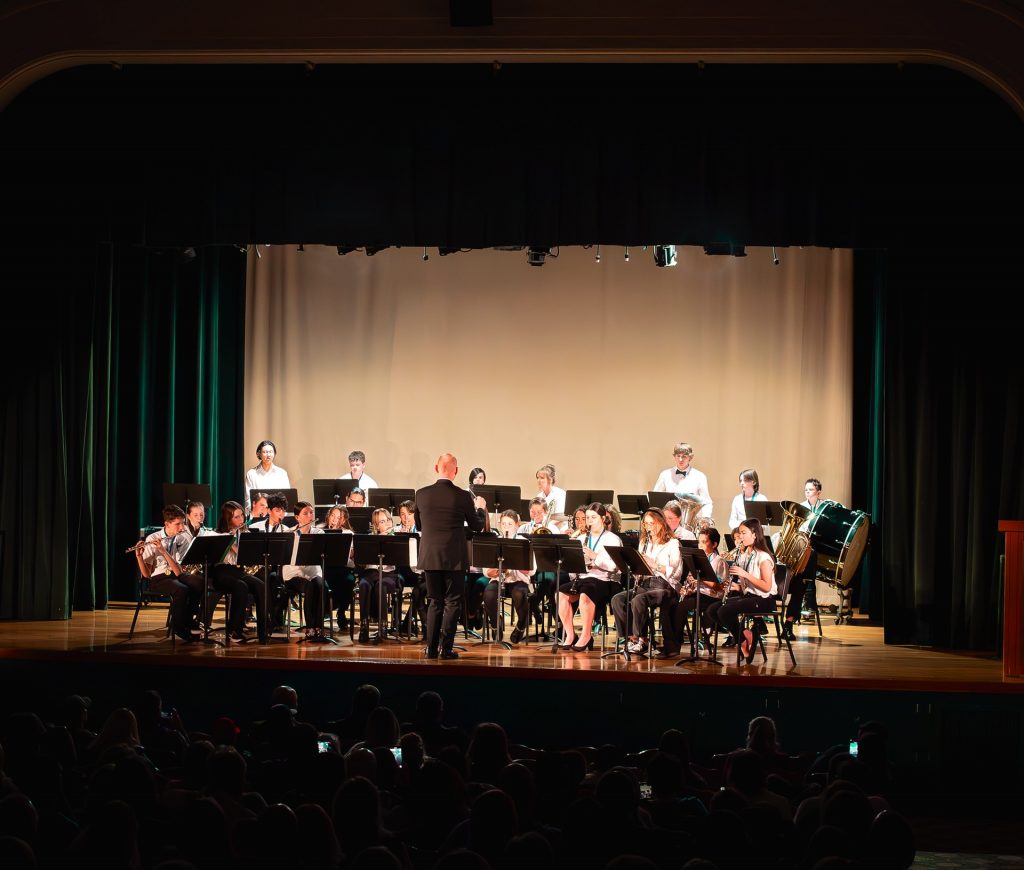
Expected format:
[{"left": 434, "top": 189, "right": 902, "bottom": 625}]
[{"left": 807, "top": 500, "right": 870, "bottom": 588}]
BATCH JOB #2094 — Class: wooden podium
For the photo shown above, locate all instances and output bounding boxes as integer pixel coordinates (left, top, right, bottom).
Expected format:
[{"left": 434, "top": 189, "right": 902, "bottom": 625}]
[{"left": 1000, "top": 521, "right": 1024, "bottom": 679}]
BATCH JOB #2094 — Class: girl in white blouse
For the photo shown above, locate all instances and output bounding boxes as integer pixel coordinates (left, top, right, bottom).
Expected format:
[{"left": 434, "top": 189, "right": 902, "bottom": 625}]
[
  {"left": 728, "top": 468, "right": 768, "bottom": 532},
  {"left": 706, "top": 518, "right": 777, "bottom": 663},
  {"left": 556, "top": 503, "right": 622, "bottom": 652}
]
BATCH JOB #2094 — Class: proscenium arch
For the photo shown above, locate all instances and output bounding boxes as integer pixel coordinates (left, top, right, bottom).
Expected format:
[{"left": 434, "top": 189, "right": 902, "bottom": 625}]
[{"left": 3, "top": 0, "right": 1024, "bottom": 116}]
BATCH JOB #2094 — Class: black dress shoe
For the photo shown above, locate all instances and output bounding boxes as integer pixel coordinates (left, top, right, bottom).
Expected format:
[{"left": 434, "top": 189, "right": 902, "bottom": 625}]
[
  {"left": 358, "top": 627, "right": 370, "bottom": 643},
  {"left": 439, "top": 650, "right": 459, "bottom": 660},
  {"left": 424, "top": 648, "right": 440, "bottom": 659},
  {"left": 782, "top": 623, "right": 796, "bottom": 641},
  {"left": 722, "top": 636, "right": 737, "bottom": 648},
  {"left": 510, "top": 627, "right": 523, "bottom": 644},
  {"left": 655, "top": 649, "right": 678, "bottom": 659}
]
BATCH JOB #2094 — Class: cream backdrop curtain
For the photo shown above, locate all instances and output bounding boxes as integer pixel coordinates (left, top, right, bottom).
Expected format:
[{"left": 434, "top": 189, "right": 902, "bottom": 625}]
[{"left": 244, "top": 245, "right": 853, "bottom": 521}]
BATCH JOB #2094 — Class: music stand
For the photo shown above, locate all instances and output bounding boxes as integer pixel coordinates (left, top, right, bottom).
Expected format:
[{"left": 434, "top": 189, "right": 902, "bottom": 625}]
[
  {"left": 470, "top": 535, "right": 532, "bottom": 650},
  {"left": 646, "top": 491, "right": 675, "bottom": 509},
  {"left": 565, "top": 490, "right": 614, "bottom": 510},
  {"left": 290, "top": 534, "right": 334, "bottom": 644},
  {"left": 237, "top": 532, "right": 295, "bottom": 645},
  {"left": 346, "top": 507, "right": 374, "bottom": 533},
  {"left": 321, "top": 532, "right": 354, "bottom": 642},
  {"left": 764, "top": 501, "right": 787, "bottom": 527},
  {"left": 249, "top": 488, "right": 298, "bottom": 512},
  {"left": 618, "top": 494, "right": 650, "bottom": 516},
  {"left": 531, "top": 538, "right": 586, "bottom": 650},
  {"left": 743, "top": 499, "right": 770, "bottom": 526},
  {"left": 677, "top": 550, "right": 725, "bottom": 666},
  {"left": 472, "top": 484, "right": 522, "bottom": 517},
  {"left": 179, "top": 534, "right": 232, "bottom": 647},
  {"left": 313, "top": 479, "right": 360, "bottom": 506},
  {"left": 602, "top": 545, "right": 654, "bottom": 661},
  {"left": 352, "top": 534, "right": 414, "bottom": 645},
  {"left": 369, "top": 488, "right": 416, "bottom": 511},
  {"left": 725, "top": 533, "right": 736, "bottom": 551},
  {"left": 163, "top": 483, "right": 212, "bottom": 510}
]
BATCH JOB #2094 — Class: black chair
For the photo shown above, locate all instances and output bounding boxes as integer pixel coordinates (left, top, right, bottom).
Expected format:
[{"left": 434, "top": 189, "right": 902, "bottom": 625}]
[
  {"left": 738, "top": 563, "right": 796, "bottom": 668},
  {"left": 128, "top": 572, "right": 174, "bottom": 642}
]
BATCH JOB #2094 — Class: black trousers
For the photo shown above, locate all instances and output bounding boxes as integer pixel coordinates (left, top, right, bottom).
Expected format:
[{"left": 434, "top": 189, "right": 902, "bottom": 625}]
[
  {"left": 706, "top": 593, "right": 775, "bottom": 642},
  {"left": 149, "top": 572, "right": 204, "bottom": 637},
  {"left": 425, "top": 570, "right": 465, "bottom": 653},
  {"left": 610, "top": 582, "right": 676, "bottom": 640},
  {"left": 663, "top": 592, "right": 718, "bottom": 653},
  {"left": 325, "top": 565, "right": 354, "bottom": 620},
  {"left": 358, "top": 569, "right": 399, "bottom": 626},
  {"left": 210, "top": 563, "right": 266, "bottom": 637},
  {"left": 785, "top": 550, "right": 817, "bottom": 621},
  {"left": 483, "top": 580, "right": 530, "bottom": 633}
]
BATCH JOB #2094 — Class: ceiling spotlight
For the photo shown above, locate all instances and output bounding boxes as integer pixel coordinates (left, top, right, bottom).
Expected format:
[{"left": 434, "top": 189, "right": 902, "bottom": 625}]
[
  {"left": 703, "top": 243, "right": 746, "bottom": 257},
  {"left": 364, "top": 245, "right": 387, "bottom": 256},
  {"left": 771, "top": 246, "right": 780, "bottom": 266},
  {"left": 180, "top": 246, "right": 197, "bottom": 262},
  {"left": 422, "top": 247, "right": 429, "bottom": 261},
  {"left": 624, "top": 246, "right": 630, "bottom": 262},
  {"left": 527, "top": 247, "right": 549, "bottom": 267},
  {"left": 653, "top": 245, "right": 678, "bottom": 268},
  {"left": 254, "top": 245, "right": 262, "bottom": 259},
  {"left": 297, "top": 244, "right": 305, "bottom": 253},
  {"left": 438, "top": 247, "right": 460, "bottom": 256},
  {"left": 595, "top": 244, "right": 601, "bottom": 263},
  {"left": 336, "top": 245, "right": 358, "bottom": 256}
]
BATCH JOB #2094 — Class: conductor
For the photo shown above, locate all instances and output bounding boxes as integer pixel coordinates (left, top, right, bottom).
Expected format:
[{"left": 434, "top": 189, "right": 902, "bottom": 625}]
[{"left": 415, "top": 453, "right": 487, "bottom": 659}]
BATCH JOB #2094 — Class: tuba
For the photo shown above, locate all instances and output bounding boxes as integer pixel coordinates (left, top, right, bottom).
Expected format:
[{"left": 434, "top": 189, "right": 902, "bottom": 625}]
[
  {"left": 774, "top": 500, "right": 813, "bottom": 576},
  {"left": 676, "top": 494, "right": 705, "bottom": 535}
]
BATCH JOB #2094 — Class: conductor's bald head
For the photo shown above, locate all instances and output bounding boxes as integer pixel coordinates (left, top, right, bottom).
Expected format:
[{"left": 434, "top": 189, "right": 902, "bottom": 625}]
[{"left": 435, "top": 453, "right": 459, "bottom": 480}]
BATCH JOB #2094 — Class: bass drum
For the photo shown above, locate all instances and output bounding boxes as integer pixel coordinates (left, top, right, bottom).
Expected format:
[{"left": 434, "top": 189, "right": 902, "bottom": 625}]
[{"left": 808, "top": 500, "right": 871, "bottom": 588}]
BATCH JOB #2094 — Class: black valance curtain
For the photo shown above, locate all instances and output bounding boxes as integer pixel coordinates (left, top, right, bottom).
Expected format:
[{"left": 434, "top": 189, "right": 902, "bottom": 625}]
[{"left": 0, "top": 244, "right": 245, "bottom": 618}]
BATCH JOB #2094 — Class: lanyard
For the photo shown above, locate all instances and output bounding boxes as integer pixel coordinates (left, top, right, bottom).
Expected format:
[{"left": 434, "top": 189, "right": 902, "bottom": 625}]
[{"left": 587, "top": 530, "right": 605, "bottom": 552}]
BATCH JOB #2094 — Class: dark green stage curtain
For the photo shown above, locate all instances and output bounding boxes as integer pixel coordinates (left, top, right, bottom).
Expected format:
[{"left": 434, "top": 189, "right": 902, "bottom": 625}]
[
  {"left": 878, "top": 248, "right": 1024, "bottom": 649},
  {"left": 0, "top": 244, "right": 245, "bottom": 619}
]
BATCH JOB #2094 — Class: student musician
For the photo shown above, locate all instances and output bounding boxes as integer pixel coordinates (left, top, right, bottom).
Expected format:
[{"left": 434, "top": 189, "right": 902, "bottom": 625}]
[
  {"left": 782, "top": 477, "right": 823, "bottom": 640},
  {"left": 356, "top": 508, "right": 402, "bottom": 643},
  {"left": 248, "top": 493, "right": 291, "bottom": 632},
  {"left": 609, "top": 507, "right": 682, "bottom": 655},
  {"left": 340, "top": 450, "right": 379, "bottom": 490},
  {"left": 397, "top": 500, "right": 428, "bottom": 638},
  {"left": 659, "top": 527, "right": 728, "bottom": 658},
  {"left": 346, "top": 488, "right": 367, "bottom": 509},
  {"left": 728, "top": 468, "right": 768, "bottom": 532},
  {"left": 482, "top": 510, "right": 535, "bottom": 644},
  {"left": 248, "top": 493, "right": 270, "bottom": 524},
  {"left": 556, "top": 503, "right": 622, "bottom": 652},
  {"left": 211, "top": 500, "right": 268, "bottom": 642},
  {"left": 652, "top": 442, "right": 713, "bottom": 519},
  {"left": 134, "top": 505, "right": 203, "bottom": 642},
  {"left": 244, "top": 441, "right": 291, "bottom": 512},
  {"left": 663, "top": 500, "right": 697, "bottom": 541},
  {"left": 518, "top": 497, "right": 561, "bottom": 535},
  {"left": 279, "top": 501, "right": 328, "bottom": 641},
  {"left": 181, "top": 500, "right": 251, "bottom": 641},
  {"left": 321, "top": 505, "right": 355, "bottom": 629},
  {"left": 705, "top": 518, "right": 777, "bottom": 664},
  {"left": 567, "top": 505, "right": 588, "bottom": 539},
  {"left": 534, "top": 465, "right": 567, "bottom": 518}
]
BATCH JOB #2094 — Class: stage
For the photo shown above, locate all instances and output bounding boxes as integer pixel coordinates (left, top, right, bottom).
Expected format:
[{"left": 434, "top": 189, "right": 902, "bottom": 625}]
[{"left": 0, "top": 603, "right": 1016, "bottom": 695}]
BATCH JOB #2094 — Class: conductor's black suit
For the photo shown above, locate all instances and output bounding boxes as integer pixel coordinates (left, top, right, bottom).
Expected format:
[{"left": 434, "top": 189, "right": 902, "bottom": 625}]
[{"left": 415, "top": 478, "right": 486, "bottom": 656}]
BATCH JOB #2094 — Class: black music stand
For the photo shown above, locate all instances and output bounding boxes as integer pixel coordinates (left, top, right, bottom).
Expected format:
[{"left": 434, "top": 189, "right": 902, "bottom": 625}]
[
  {"left": 313, "top": 479, "right": 360, "bottom": 506},
  {"left": 346, "top": 507, "right": 374, "bottom": 533},
  {"left": 163, "top": 483, "right": 212, "bottom": 510},
  {"left": 369, "top": 488, "right": 416, "bottom": 511},
  {"left": 764, "top": 501, "right": 787, "bottom": 527},
  {"left": 646, "top": 491, "right": 675, "bottom": 509},
  {"left": 565, "top": 490, "right": 614, "bottom": 511},
  {"left": 249, "top": 488, "right": 298, "bottom": 512},
  {"left": 473, "top": 484, "right": 522, "bottom": 518},
  {"left": 352, "top": 534, "right": 414, "bottom": 645},
  {"left": 290, "top": 534, "right": 335, "bottom": 644},
  {"left": 677, "top": 550, "right": 725, "bottom": 666},
  {"left": 237, "top": 532, "right": 294, "bottom": 645},
  {"left": 531, "top": 538, "right": 586, "bottom": 650},
  {"left": 743, "top": 499, "right": 770, "bottom": 527},
  {"left": 320, "top": 532, "right": 354, "bottom": 642},
  {"left": 180, "top": 534, "right": 231, "bottom": 647},
  {"left": 618, "top": 494, "right": 650, "bottom": 516},
  {"left": 603, "top": 545, "right": 654, "bottom": 662},
  {"left": 470, "top": 535, "right": 532, "bottom": 650}
]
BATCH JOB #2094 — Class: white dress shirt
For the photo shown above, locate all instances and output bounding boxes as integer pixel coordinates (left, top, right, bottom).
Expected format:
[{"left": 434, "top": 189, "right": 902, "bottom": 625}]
[
  {"left": 575, "top": 530, "right": 622, "bottom": 583},
  {"left": 652, "top": 466, "right": 712, "bottom": 518},
  {"left": 140, "top": 529, "right": 188, "bottom": 576},
  {"left": 737, "top": 548, "right": 777, "bottom": 598},
  {"left": 283, "top": 527, "right": 324, "bottom": 582},
  {"left": 641, "top": 538, "right": 683, "bottom": 589},
  {"left": 728, "top": 492, "right": 768, "bottom": 531},
  {"left": 243, "top": 463, "right": 292, "bottom": 510},
  {"left": 340, "top": 472, "right": 379, "bottom": 490}
]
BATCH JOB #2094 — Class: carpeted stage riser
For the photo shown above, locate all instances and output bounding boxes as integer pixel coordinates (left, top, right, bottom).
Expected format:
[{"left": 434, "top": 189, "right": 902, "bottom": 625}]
[{"left": 3, "top": 660, "right": 1021, "bottom": 799}]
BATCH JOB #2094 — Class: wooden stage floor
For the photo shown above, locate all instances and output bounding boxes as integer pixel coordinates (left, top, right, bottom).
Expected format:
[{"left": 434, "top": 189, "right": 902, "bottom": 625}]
[{"left": 0, "top": 603, "right": 1018, "bottom": 695}]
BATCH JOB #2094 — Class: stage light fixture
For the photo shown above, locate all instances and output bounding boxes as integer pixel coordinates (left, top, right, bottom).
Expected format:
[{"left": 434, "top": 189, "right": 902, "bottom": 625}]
[
  {"left": 653, "top": 245, "right": 678, "bottom": 268},
  {"left": 527, "top": 247, "right": 549, "bottom": 267},
  {"left": 364, "top": 245, "right": 387, "bottom": 256},
  {"left": 297, "top": 244, "right": 305, "bottom": 253},
  {"left": 180, "top": 247, "right": 197, "bottom": 262},
  {"left": 772, "top": 246, "right": 780, "bottom": 266},
  {"left": 438, "top": 247, "right": 461, "bottom": 256},
  {"left": 422, "top": 247, "right": 429, "bottom": 261},
  {"left": 595, "top": 244, "right": 601, "bottom": 263},
  {"left": 624, "top": 246, "right": 631, "bottom": 262},
  {"left": 703, "top": 243, "right": 746, "bottom": 257},
  {"left": 336, "top": 245, "right": 359, "bottom": 256}
]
